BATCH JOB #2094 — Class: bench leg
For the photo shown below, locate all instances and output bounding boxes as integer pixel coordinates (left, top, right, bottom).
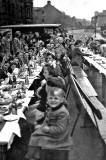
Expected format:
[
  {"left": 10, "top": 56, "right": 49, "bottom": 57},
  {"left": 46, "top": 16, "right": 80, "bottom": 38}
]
[
  {"left": 0, "top": 143, "right": 7, "bottom": 160},
  {"left": 40, "top": 149, "right": 69, "bottom": 160}
]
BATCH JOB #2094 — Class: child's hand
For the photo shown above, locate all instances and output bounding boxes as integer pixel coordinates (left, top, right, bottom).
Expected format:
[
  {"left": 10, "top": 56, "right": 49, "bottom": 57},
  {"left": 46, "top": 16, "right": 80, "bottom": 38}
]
[
  {"left": 36, "top": 87, "right": 42, "bottom": 98},
  {"left": 41, "top": 79, "right": 46, "bottom": 86},
  {"left": 42, "top": 126, "right": 49, "bottom": 132}
]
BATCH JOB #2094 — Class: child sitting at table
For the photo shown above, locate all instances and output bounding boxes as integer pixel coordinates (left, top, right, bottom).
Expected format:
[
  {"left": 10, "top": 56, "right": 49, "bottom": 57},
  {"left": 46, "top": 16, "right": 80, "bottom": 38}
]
[
  {"left": 24, "top": 77, "right": 73, "bottom": 160},
  {"left": 26, "top": 64, "right": 60, "bottom": 125}
]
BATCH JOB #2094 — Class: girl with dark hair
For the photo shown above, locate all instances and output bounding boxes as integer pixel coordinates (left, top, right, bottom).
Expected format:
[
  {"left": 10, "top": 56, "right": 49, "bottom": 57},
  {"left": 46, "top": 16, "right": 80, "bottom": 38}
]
[{"left": 26, "top": 64, "right": 59, "bottom": 126}]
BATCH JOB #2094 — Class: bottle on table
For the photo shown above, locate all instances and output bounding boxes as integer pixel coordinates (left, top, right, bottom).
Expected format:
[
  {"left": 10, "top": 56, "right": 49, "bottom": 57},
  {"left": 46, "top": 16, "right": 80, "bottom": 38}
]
[
  {"left": 13, "top": 73, "right": 16, "bottom": 84},
  {"left": 11, "top": 98, "right": 17, "bottom": 115},
  {"left": 28, "top": 66, "right": 31, "bottom": 76},
  {"left": 9, "top": 76, "right": 13, "bottom": 85},
  {"left": 17, "top": 90, "right": 21, "bottom": 99},
  {"left": 25, "top": 75, "right": 29, "bottom": 85}
]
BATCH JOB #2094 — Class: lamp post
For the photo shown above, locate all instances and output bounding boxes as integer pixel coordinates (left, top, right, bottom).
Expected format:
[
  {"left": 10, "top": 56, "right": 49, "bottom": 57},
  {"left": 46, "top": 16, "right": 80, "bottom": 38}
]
[{"left": 94, "top": 15, "right": 97, "bottom": 38}]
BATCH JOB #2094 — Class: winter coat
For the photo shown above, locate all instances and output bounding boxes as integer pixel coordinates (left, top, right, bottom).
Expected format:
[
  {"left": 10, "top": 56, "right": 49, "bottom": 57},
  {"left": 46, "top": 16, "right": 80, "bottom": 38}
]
[{"left": 29, "top": 104, "right": 73, "bottom": 150}]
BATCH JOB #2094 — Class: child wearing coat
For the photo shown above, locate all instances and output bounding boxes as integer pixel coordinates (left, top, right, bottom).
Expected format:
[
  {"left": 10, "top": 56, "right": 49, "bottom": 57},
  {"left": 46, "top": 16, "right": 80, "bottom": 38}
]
[{"left": 24, "top": 77, "right": 74, "bottom": 160}]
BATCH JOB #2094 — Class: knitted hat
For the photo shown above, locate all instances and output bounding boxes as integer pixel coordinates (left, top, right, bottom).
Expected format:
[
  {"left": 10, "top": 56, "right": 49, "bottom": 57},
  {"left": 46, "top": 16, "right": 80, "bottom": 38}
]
[{"left": 47, "top": 76, "right": 66, "bottom": 92}]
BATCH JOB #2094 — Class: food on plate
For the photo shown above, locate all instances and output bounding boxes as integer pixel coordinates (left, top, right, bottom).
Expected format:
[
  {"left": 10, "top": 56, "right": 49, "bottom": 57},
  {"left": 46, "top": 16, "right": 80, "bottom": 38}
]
[
  {"left": 0, "top": 92, "right": 12, "bottom": 105},
  {"left": 2, "top": 85, "right": 12, "bottom": 91},
  {"left": 0, "top": 98, "right": 12, "bottom": 105},
  {"left": 4, "top": 114, "right": 19, "bottom": 121},
  {"left": 0, "top": 105, "right": 9, "bottom": 115},
  {"left": 3, "top": 93, "right": 12, "bottom": 99}
]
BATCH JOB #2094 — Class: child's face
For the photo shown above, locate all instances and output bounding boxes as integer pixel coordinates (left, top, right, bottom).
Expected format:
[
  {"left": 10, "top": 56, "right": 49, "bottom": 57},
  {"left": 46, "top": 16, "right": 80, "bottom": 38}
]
[
  {"left": 47, "top": 88, "right": 64, "bottom": 108},
  {"left": 55, "top": 49, "right": 62, "bottom": 60},
  {"left": 3, "top": 63, "right": 9, "bottom": 71},
  {"left": 43, "top": 67, "right": 49, "bottom": 79},
  {"left": 11, "top": 64, "right": 16, "bottom": 71},
  {"left": 46, "top": 55, "right": 53, "bottom": 63}
]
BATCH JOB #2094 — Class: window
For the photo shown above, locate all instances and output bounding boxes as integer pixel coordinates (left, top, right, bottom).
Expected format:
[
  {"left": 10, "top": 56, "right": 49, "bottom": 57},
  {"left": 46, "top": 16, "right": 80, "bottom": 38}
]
[
  {"left": 42, "top": 10, "right": 44, "bottom": 14},
  {"left": 42, "top": 18, "right": 45, "bottom": 23},
  {"left": 11, "top": 4, "right": 15, "bottom": 17},
  {"left": 21, "top": 6, "right": 23, "bottom": 18},
  {"left": 26, "top": 7, "right": 31, "bottom": 18},
  {"left": 2, "top": 0, "right": 6, "bottom": 4},
  {"left": 2, "top": 0, "right": 7, "bottom": 11}
]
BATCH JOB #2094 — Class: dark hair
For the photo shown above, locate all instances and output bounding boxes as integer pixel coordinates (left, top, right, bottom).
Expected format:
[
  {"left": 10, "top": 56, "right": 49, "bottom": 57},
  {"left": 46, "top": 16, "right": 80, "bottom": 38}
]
[
  {"left": 3, "top": 31, "right": 11, "bottom": 37},
  {"left": 15, "top": 31, "right": 21, "bottom": 37},
  {"left": 46, "top": 52, "right": 55, "bottom": 59},
  {"left": 74, "top": 40, "right": 82, "bottom": 46},
  {"left": 43, "top": 64, "right": 58, "bottom": 77},
  {"left": 47, "top": 76, "right": 66, "bottom": 92},
  {"left": 10, "top": 61, "right": 18, "bottom": 68}
]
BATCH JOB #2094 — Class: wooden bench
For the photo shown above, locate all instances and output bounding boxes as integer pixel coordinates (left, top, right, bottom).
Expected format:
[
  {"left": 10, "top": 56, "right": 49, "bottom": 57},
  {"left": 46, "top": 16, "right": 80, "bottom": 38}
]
[
  {"left": 72, "top": 66, "right": 97, "bottom": 97},
  {"left": 72, "top": 71, "right": 106, "bottom": 144}
]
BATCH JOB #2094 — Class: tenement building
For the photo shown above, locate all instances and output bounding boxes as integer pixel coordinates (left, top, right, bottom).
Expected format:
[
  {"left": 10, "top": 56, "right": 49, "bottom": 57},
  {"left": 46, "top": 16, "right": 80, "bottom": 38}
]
[
  {"left": 0, "top": 0, "right": 33, "bottom": 26},
  {"left": 33, "top": 0, "right": 83, "bottom": 29},
  {"left": 33, "top": 0, "right": 62, "bottom": 24},
  {"left": 91, "top": 10, "right": 106, "bottom": 28}
]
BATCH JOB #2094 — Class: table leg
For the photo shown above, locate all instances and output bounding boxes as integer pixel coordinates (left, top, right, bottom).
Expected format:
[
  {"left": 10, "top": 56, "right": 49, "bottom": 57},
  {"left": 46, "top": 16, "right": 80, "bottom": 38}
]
[
  {"left": 0, "top": 143, "right": 7, "bottom": 160},
  {"left": 102, "top": 75, "right": 106, "bottom": 107},
  {"left": 87, "top": 67, "right": 103, "bottom": 102}
]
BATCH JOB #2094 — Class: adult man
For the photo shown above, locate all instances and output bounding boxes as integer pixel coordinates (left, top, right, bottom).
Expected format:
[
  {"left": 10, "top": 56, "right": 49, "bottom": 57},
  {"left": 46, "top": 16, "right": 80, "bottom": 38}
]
[{"left": 2, "top": 30, "right": 12, "bottom": 58}]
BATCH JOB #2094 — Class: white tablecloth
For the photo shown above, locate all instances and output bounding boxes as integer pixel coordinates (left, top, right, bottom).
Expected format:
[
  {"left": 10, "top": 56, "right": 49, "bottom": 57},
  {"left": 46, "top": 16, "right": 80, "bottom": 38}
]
[{"left": 0, "top": 65, "right": 42, "bottom": 149}]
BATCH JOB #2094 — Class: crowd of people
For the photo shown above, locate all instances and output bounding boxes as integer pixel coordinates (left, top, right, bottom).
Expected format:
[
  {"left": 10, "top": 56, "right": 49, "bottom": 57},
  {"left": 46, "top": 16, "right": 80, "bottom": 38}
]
[{"left": 0, "top": 28, "right": 105, "bottom": 160}]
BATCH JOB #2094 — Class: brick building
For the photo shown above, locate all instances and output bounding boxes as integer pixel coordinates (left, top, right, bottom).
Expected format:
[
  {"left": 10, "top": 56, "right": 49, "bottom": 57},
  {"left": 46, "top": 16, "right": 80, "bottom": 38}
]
[
  {"left": 33, "top": 1, "right": 87, "bottom": 29},
  {"left": 33, "top": 1, "right": 62, "bottom": 24},
  {"left": 0, "top": 0, "right": 33, "bottom": 26},
  {"left": 91, "top": 10, "right": 106, "bottom": 28}
]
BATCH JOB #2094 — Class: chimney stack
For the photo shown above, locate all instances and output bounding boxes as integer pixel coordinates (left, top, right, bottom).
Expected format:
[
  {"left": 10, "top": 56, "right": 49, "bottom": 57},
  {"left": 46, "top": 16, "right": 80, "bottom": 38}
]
[{"left": 47, "top": 1, "right": 51, "bottom": 5}]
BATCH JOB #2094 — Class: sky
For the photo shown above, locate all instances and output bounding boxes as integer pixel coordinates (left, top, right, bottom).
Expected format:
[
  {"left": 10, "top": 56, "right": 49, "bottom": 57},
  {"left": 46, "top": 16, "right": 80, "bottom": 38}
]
[{"left": 33, "top": 0, "right": 106, "bottom": 20}]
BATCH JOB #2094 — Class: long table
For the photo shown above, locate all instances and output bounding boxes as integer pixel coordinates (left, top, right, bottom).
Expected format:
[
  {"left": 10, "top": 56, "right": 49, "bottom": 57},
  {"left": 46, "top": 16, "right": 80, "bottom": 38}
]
[
  {"left": 0, "top": 66, "right": 42, "bottom": 160},
  {"left": 83, "top": 53, "right": 106, "bottom": 107},
  {"left": 71, "top": 66, "right": 106, "bottom": 153}
]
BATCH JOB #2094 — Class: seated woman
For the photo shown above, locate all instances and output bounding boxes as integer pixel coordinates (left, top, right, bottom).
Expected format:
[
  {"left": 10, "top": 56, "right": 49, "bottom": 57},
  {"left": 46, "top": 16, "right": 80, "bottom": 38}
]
[
  {"left": 8, "top": 61, "right": 19, "bottom": 75},
  {"left": 6, "top": 61, "right": 20, "bottom": 85},
  {"left": 1, "top": 61, "right": 11, "bottom": 84},
  {"left": 45, "top": 51, "right": 56, "bottom": 68},
  {"left": 24, "top": 77, "right": 73, "bottom": 160}
]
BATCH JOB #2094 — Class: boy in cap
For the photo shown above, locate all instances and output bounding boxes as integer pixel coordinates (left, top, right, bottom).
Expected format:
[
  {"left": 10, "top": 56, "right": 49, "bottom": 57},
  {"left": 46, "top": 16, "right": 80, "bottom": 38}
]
[{"left": 24, "top": 77, "right": 74, "bottom": 160}]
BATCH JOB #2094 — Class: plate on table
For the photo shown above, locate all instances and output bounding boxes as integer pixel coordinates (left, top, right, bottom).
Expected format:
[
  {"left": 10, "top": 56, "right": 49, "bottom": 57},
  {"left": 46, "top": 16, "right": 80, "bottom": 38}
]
[
  {"left": 4, "top": 115, "right": 19, "bottom": 121},
  {"left": 29, "top": 76, "right": 35, "bottom": 79},
  {"left": 19, "top": 76, "right": 25, "bottom": 79},
  {"left": 0, "top": 98, "right": 12, "bottom": 105},
  {"left": 0, "top": 105, "right": 10, "bottom": 115}
]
